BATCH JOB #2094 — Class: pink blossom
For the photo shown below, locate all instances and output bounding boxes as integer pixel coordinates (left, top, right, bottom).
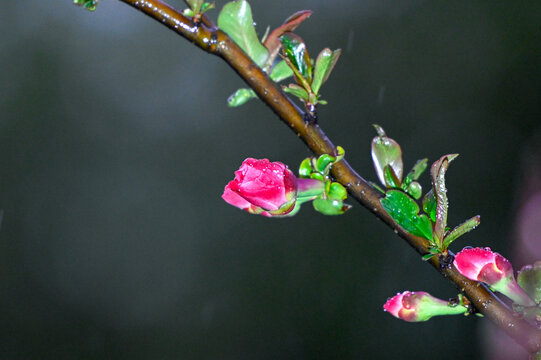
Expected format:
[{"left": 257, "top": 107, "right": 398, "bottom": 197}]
[
  {"left": 454, "top": 247, "right": 535, "bottom": 306},
  {"left": 221, "top": 187, "right": 271, "bottom": 217},
  {"left": 454, "top": 247, "right": 513, "bottom": 284},
  {"left": 222, "top": 158, "right": 297, "bottom": 216}
]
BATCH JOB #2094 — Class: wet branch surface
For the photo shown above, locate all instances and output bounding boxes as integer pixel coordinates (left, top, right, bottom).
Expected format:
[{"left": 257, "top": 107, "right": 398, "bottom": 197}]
[{"left": 119, "top": 0, "right": 541, "bottom": 354}]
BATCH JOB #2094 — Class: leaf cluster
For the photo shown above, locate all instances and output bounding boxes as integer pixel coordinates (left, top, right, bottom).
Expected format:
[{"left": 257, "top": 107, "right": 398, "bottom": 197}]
[
  {"left": 215, "top": 0, "right": 339, "bottom": 110},
  {"left": 280, "top": 33, "right": 341, "bottom": 113},
  {"left": 298, "top": 147, "right": 351, "bottom": 215},
  {"left": 373, "top": 126, "right": 480, "bottom": 259},
  {"left": 183, "top": 0, "right": 215, "bottom": 19}
]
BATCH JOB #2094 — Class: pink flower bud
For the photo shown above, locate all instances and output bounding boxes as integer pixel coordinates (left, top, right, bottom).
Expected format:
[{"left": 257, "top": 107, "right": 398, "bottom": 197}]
[
  {"left": 383, "top": 291, "right": 467, "bottom": 322},
  {"left": 454, "top": 247, "right": 535, "bottom": 306},
  {"left": 222, "top": 158, "right": 297, "bottom": 216},
  {"left": 221, "top": 187, "right": 272, "bottom": 217},
  {"left": 454, "top": 247, "right": 513, "bottom": 284}
]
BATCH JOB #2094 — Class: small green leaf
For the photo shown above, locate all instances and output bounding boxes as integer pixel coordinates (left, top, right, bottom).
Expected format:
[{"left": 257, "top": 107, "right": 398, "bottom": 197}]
[
  {"left": 218, "top": 0, "right": 269, "bottom": 67},
  {"left": 380, "top": 190, "right": 433, "bottom": 241},
  {"left": 327, "top": 182, "right": 347, "bottom": 201},
  {"left": 227, "top": 88, "right": 257, "bottom": 107},
  {"left": 298, "top": 158, "right": 313, "bottom": 178},
  {"left": 316, "top": 154, "right": 335, "bottom": 173},
  {"left": 383, "top": 165, "right": 401, "bottom": 188},
  {"left": 404, "top": 158, "right": 428, "bottom": 186},
  {"left": 74, "top": 0, "right": 98, "bottom": 11},
  {"left": 517, "top": 261, "right": 541, "bottom": 304},
  {"left": 422, "top": 247, "right": 442, "bottom": 261},
  {"left": 443, "top": 215, "right": 480, "bottom": 248},
  {"left": 430, "top": 154, "right": 458, "bottom": 247},
  {"left": 422, "top": 189, "right": 437, "bottom": 222},
  {"left": 200, "top": 2, "right": 215, "bottom": 13},
  {"left": 282, "top": 57, "right": 312, "bottom": 94},
  {"left": 310, "top": 172, "right": 325, "bottom": 181},
  {"left": 422, "top": 253, "right": 436, "bottom": 261},
  {"left": 311, "top": 48, "right": 341, "bottom": 95},
  {"left": 335, "top": 146, "right": 345, "bottom": 162},
  {"left": 280, "top": 33, "right": 312, "bottom": 84},
  {"left": 187, "top": 0, "right": 204, "bottom": 13},
  {"left": 371, "top": 125, "right": 403, "bottom": 188},
  {"left": 269, "top": 60, "right": 294, "bottom": 82},
  {"left": 283, "top": 83, "right": 309, "bottom": 101},
  {"left": 313, "top": 198, "right": 350, "bottom": 215},
  {"left": 404, "top": 181, "right": 422, "bottom": 200},
  {"left": 371, "top": 182, "right": 386, "bottom": 194}
]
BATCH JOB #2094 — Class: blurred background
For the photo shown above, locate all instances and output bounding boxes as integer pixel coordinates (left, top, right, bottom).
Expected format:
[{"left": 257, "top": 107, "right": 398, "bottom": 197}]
[{"left": 1, "top": 0, "right": 540, "bottom": 359}]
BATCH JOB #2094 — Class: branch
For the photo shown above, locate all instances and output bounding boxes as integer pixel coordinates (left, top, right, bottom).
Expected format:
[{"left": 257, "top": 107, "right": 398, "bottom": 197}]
[{"left": 119, "top": 0, "right": 541, "bottom": 353}]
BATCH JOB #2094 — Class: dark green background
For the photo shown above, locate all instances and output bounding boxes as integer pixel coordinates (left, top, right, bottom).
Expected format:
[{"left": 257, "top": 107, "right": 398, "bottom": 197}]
[{"left": 1, "top": 0, "right": 540, "bottom": 358}]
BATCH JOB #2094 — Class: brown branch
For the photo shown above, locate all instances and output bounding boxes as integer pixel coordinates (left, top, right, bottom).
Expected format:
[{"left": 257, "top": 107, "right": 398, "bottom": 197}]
[{"left": 119, "top": 0, "right": 541, "bottom": 354}]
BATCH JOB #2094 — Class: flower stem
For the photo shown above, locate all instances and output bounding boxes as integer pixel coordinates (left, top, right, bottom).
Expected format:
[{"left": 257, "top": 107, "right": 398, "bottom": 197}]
[
  {"left": 296, "top": 178, "right": 325, "bottom": 200},
  {"left": 500, "top": 279, "right": 536, "bottom": 307}
]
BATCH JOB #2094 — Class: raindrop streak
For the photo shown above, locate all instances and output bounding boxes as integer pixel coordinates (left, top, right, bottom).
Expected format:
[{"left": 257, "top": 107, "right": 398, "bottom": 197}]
[
  {"left": 378, "top": 85, "right": 386, "bottom": 105},
  {"left": 346, "top": 29, "right": 355, "bottom": 53}
]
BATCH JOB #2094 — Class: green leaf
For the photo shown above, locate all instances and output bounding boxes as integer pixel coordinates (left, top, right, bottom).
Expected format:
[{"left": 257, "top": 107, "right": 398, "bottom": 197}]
[
  {"left": 383, "top": 165, "right": 401, "bottom": 189},
  {"left": 280, "top": 33, "right": 312, "bottom": 84},
  {"left": 443, "top": 215, "right": 480, "bottom": 248},
  {"left": 298, "top": 158, "right": 313, "bottom": 178},
  {"left": 422, "top": 189, "right": 437, "bottom": 222},
  {"left": 517, "top": 261, "right": 541, "bottom": 304},
  {"left": 263, "top": 10, "right": 312, "bottom": 67},
  {"left": 187, "top": 0, "right": 204, "bottom": 13},
  {"left": 218, "top": 0, "right": 269, "bottom": 67},
  {"left": 371, "top": 125, "right": 403, "bottom": 188},
  {"left": 269, "top": 60, "right": 294, "bottom": 82},
  {"left": 422, "top": 253, "right": 436, "bottom": 261},
  {"left": 283, "top": 83, "right": 309, "bottom": 101},
  {"left": 421, "top": 247, "right": 442, "bottom": 261},
  {"left": 200, "top": 2, "right": 215, "bottom": 13},
  {"left": 316, "top": 154, "right": 335, "bottom": 173},
  {"left": 371, "top": 182, "right": 386, "bottom": 194},
  {"left": 430, "top": 154, "right": 458, "bottom": 247},
  {"left": 282, "top": 57, "right": 312, "bottom": 93},
  {"left": 335, "top": 146, "right": 345, "bottom": 162},
  {"left": 74, "top": 0, "right": 98, "bottom": 11},
  {"left": 327, "top": 182, "right": 347, "bottom": 201},
  {"left": 404, "top": 158, "right": 428, "bottom": 186},
  {"left": 380, "top": 190, "right": 433, "bottom": 241},
  {"left": 313, "top": 198, "right": 350, "bottom": 215},
  {"left": 227, "top": 88, "right": 257, "bottom": 107},
  {"left": 310, "top": 172, "right": 325, "bottom": 182},
  {"left": 311, "top": 48, "right": 341, "bottom": 94},
  {"left": 404, "top": 181, "right": 422, "bottom": 200}
]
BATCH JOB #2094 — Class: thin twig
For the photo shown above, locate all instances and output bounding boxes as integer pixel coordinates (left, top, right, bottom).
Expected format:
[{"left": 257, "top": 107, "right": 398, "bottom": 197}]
[{"left": 119, "top": 0, "right": 541, "bottom": 353}]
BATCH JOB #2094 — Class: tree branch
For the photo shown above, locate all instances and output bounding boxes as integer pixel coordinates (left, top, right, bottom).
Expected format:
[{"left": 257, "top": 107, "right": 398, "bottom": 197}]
[{"left": 119, "top": 0, "right": 541, "bottom": 354}]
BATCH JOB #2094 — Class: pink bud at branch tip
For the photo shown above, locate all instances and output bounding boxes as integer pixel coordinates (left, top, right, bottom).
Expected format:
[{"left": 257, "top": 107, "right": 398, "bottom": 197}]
[
  {"left": 454, "top": 247, "right": 535, "bottom": 306},
  {"left": 383, "top": 291, "right": 467, "bottom": 322}
]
